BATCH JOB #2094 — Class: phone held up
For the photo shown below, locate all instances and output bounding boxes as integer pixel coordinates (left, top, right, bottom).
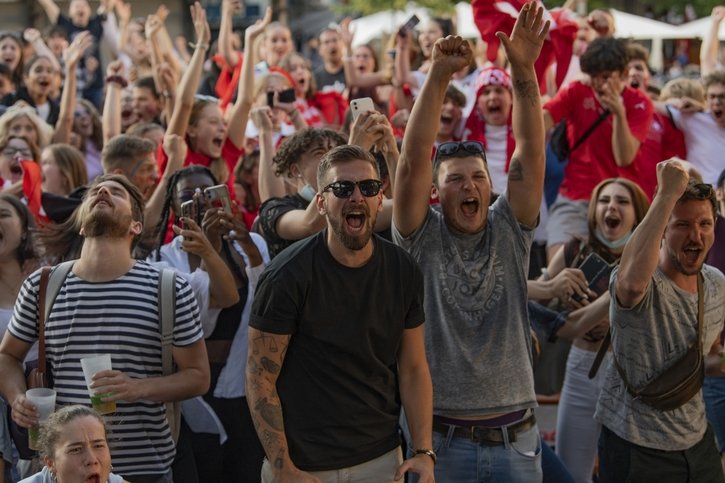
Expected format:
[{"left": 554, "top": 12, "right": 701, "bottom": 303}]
[
  {"left": 398, "top": 14, "right": 420, "bottom": 37},
  {"left": 204, "top": 184, "right": 233, "bottom": 215},
  {"left": 350, "top": 97, "right": 375, "bottom": 121},
  {"left": 267, "top": 88, "right": 296, "bottom": 108}
]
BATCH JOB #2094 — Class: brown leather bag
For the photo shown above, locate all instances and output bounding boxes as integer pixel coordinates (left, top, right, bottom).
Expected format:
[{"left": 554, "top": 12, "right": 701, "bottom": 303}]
[{"left": 594, "top": 275, "right": 705, "bottom": 411}]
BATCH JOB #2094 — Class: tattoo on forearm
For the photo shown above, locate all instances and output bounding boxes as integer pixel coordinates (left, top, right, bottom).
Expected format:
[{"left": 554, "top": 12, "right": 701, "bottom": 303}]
[
  {"left": 513, "top": 79, "right": 538, "bottom": 107},
  {"left": 274, "top": 449, "right": 285, "bottom": 470},
  {"left": 508, "top": 157, "right": 524, "bottom": 181},
  {"left": 255, "top": 397, "right": 284, "bottom": 431},
  {"left": 260, "top": 357, "right": 280, "bottom": 374},
  {"left": 261, "top": 429, "right": 280, "bottom": 448}
]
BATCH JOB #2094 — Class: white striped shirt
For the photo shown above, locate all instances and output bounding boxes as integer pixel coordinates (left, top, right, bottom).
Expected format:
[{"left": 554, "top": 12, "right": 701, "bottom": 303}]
[{"left": 9, "top": 261, "right": 203, "bottom": 476}]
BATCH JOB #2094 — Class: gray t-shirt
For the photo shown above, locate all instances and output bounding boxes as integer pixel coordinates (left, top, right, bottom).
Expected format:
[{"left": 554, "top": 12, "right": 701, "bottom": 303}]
[
  {"left": 595, "top": 265, "right": 725, "bottom": 451},
  {"left": 392, "top": 196, "right": 536, "bottom": 416}
]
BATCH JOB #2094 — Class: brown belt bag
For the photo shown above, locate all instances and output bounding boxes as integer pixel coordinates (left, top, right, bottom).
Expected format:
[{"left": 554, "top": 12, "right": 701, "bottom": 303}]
[{"left": 593, "top": 274, "right": 705, "bottom": 412}]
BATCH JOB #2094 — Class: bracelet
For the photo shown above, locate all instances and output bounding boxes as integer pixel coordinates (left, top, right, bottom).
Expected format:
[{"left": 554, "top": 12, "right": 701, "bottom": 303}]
[
  {"left": 414, "top": 448, "right": 437, "bottom": 465},
  {"left": 105, "top": 74, "right": 128, "bottom": 88},
  {"left": 188, "top": 41, "right": 210, "bottom": 51}
]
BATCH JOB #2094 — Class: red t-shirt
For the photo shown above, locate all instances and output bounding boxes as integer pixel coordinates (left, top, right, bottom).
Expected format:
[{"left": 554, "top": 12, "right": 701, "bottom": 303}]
[
  {"left": 632, "top": 111, "right": 686, "bottom": 200},
  {"left": 156, "top": 136, "right": 244, "bottom": 195},
  {"left": 545, "top": 81, "right": 653, "bottom": 201}
]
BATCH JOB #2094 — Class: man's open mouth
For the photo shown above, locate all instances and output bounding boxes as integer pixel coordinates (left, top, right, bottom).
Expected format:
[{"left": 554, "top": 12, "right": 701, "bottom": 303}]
[{"left": 461, "top": 197, "right": 480, "bottom": 215}]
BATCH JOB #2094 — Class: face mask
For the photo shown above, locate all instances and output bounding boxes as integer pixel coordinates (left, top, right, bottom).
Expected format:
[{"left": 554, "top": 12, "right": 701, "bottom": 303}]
[
  {"left": 300, "top": 184, "right": 317, "bottom": 202},
  {"left": 595, "top": 227, "right": 633, "bottom": 250}
]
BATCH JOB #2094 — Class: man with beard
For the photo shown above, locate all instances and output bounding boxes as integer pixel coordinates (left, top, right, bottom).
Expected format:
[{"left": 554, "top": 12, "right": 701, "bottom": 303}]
[
  {"left": 392, "top": 5, "right": 550, "bottom": 481},
  {"left": 0, "top": 174, "right": 210, "bottom": 483},
  {"left": 246, "top": 145, "right": 434, "bottom": 483},
  {"left": 595, "top": 160, "right": 725, "bottom": 482}
]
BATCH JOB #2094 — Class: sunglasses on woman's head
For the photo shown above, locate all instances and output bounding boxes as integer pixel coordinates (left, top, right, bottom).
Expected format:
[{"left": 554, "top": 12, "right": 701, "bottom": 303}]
[{"left": 322, "top": 179, "right": 383, "bottom": 198}]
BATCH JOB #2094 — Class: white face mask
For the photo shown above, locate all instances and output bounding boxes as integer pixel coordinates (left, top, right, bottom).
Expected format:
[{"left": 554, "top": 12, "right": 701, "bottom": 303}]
[
  {"left": 299, "top": 184, "right": 317, "bottom": 202},
  {"left": 595, "top": 227, "right": 633, "bottom": 250}
]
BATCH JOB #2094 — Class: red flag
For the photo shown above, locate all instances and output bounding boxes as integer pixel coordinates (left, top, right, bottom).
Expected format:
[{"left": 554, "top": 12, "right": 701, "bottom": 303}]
[{"left": 20, "top": 159, "right": 47, "bottom": 223}]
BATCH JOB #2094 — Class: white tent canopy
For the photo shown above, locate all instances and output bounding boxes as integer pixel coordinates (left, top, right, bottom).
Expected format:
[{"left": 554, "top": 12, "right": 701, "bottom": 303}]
[{"left": 676, "top": 17, "right": 720, "bottom": 39}]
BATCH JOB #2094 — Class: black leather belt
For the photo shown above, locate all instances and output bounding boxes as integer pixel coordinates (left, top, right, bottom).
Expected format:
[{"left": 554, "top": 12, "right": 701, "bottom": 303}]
[{"left": 432, "top": 413, "right": 537, "bottom": 446}]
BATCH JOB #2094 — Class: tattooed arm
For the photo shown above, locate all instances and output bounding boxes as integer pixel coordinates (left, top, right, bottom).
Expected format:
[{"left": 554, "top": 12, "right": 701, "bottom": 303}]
[
  {"left": 498, "top": 2, "right": 550, "bottom": 227},
  {"left": 245, "top": 328, "right": 321, "bottom": 483}
]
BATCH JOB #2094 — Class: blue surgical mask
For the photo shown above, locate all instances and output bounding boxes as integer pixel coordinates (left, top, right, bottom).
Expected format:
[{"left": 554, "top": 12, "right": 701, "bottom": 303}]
[
  {"left": 300, "top": 184, "right": 317, "bottom": 202},
  {"left": 595, "top": 228, "right": 633, "bottom": 250}
]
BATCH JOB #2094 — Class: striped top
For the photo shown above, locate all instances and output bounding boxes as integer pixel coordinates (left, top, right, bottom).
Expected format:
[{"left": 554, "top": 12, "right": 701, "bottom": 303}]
[{"left": 9, "top": 261, "right": 203, "bottom": 476}]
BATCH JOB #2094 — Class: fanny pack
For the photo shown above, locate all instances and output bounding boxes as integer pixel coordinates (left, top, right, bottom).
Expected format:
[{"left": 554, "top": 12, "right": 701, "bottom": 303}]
[{"left": 591, "top": 274, "right": 704, "bottom": 411}]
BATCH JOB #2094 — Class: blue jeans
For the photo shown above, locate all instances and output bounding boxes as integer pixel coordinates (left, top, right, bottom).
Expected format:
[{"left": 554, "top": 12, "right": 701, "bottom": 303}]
[
  {"left": 428, "top": 420, "right": 542, "bottom": 483},
  {"left": 704, "top": 376, "right": 725, "bottom": 452}
]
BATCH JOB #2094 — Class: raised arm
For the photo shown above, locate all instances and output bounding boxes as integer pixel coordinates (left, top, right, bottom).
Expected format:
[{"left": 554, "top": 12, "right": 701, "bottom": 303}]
[
  {"left": 701, "top": 7, "right": 725, "bottom": 77},
  {"left": 219, "top": 0, "right": 242, "bottom": 69},
  {"left": 246, "top": 328, "right": 320, "bottom": 482},
  {"left": 393, "top": 36, "right": 472, "bottom": 236},
  {"left": 226, "top": 6, "right": 272, "bottom": 149},
  {"left": 598, "top": 75, "right": 640, "bottom": 168},
  {"left": 23, "top": 29, "right": 61, "bottom": 73},
  {"left": 498, "top": 2, "right": 550, "bottom": 226},
  {"left": 36, "top": 0, "right": 60, "bottom": 25},
  {"left": 394, "top": 31, "right": 419, "bottom": 88},
  {"left": 615, "top": 159, "right": 690, "bottom": 307},
  {"left": 253, "top": 106, "right": 286, "bottom": 201},
  {"left": 53, "top": 31, "right": 93, "bottom": 144},
  {"left": 165, "top": 2, "right": 210, "bottom": 139},
  {"left": 102, "top": 60, "right": 126, "bottom": 142},
  {"left": 145, "top": 134, "right": 186, "bottom": 231}
]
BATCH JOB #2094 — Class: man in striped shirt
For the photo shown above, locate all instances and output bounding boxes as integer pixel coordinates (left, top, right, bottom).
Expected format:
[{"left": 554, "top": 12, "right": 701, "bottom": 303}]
[{"left": 0, "top": 174, "right": 210, "bottom": 483}]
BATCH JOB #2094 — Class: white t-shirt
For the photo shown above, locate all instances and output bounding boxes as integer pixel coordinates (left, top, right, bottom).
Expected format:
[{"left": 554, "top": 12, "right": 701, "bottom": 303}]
[
  {"left": 670, "top": 107, "right": 725, "bottom": 185},
  {"left": 485, "top": 124, "right": 509, "bottom": 194}
]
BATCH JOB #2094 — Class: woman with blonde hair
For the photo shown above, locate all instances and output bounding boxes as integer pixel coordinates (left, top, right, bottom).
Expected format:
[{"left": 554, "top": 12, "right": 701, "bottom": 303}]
[{"left": 0, "top": 105, "right": 53, "bottom": 149}]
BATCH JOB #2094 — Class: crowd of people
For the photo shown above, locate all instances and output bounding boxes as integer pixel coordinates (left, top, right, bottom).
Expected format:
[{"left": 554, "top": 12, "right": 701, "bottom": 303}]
[{"left": 0, "top": 0, "right": 723, "bottom": 482}]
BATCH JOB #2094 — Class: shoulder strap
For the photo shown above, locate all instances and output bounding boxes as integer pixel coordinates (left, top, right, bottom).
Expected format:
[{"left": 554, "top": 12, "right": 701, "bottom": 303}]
[
  {"left": 44, "top": 261, "right": 75, "bottom": 322},
  {"left": 37, "top": 261, "right": 75, "bottom": 369},
  {"left": 590, "top": 273, "right": 705, "bottom": 380},
  {"left": 571, "top": 109, "right": 611, "bottom": 154},
  {"left": 159, "top": 268, "right": 176, "bottom": 376}
]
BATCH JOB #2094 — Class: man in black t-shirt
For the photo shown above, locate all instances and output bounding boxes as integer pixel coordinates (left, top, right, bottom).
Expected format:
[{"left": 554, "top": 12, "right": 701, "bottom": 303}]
[
  {"left": 313, "top": 27, "right": 346, "bottom": 94},
  {"left": 247, "top": 145, "right": 435, "bottom": 483}
]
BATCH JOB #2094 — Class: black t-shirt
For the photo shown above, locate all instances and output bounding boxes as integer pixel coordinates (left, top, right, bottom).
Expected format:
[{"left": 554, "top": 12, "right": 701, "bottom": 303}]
[
  {"left": 313, "top": 65, "right": 346, "bottom": 94},
  {"left": 257, "top": 193, "right": 309, "bottom": 259},
  {"left": 250, "top": 231, "right": 425, "bottom": 471}
]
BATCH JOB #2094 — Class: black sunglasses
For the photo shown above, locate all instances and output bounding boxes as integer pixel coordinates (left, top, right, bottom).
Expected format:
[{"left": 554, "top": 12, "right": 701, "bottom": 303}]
[
  {"left": 435, "top": 141, "right": 487, "bottom": 162},
  {"left": 322, "top": 179, "right": 383, "bottom": 198}
]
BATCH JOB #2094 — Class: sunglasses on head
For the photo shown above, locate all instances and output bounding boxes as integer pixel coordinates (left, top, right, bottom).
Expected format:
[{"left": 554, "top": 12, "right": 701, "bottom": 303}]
[
  {"left": 435, "top": 141, "right": 487, "bottom": 163},
  {"left": 322, "top": 179, "right": 383, "bottom": 198}
]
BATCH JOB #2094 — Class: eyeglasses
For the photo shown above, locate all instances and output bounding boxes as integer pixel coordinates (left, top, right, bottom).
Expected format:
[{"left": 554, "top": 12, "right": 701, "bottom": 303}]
[
  {"left": 322, "top": 179, "right": 383, "bottom": 198},
  {"left": 435, "top": 141, "right": 487, "bottom": 163},
  {"left": 2, "top": 147, "right": 32, "bottom": 158}
]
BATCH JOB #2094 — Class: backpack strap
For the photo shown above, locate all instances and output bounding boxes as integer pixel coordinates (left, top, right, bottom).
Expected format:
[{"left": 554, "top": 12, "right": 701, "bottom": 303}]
[
  {"left": 159, "top": 268, "right": 176, "bottom": 376},
  {"left": 44, "top": 261, "right": 75, "bottom": 321}
]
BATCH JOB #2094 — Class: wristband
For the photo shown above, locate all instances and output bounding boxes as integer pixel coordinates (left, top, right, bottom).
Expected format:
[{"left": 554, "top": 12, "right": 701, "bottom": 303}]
[
  {"left": 105, "top": 74, "right": 128, "bottom": 88},
  {"left": 414, "top": 448, "right": 437, "bottom": 465},
  {"left": 188, "top": 41, "right": 210, "bottom": 51}
]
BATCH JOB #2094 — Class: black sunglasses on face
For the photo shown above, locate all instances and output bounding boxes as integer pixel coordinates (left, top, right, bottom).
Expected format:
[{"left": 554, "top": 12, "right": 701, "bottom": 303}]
[
  {"left": 436, "top": 141, "right": 487, "bottom": 162},
  {"left": 322, "top": 179, "right": 384, "bottom": 198}
]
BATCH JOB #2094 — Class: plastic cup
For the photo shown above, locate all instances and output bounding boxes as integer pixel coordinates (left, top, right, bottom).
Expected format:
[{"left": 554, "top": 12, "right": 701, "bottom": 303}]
[
  {"left": 25, "top": 388, "right": 56, "bottom": 450},
  {"left": 80, "top": 354, "right": 116, "bottom": 415}
]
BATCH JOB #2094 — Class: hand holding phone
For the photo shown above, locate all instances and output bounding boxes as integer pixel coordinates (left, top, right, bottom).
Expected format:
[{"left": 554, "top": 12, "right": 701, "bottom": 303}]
[
  {"left": 350, "top": 97, "right": 375, "bottom": 120},
  {"left": 398, "top": 14, "right": 420, "bottom": 37},
  {"left": 204, "top": 184, "right": 233, "bottom": 215}
]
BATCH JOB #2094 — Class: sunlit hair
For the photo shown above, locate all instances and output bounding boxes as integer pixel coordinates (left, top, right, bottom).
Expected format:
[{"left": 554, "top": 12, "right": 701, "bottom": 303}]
[
  {"left": 278, "top": 52, "right": 317, "bottom": 101},
  {"left": 586, "top": 178, "right": 650, "bottom": 253},
  {"left": 677, "top": 180, "right": 717, "bottom": 220},
  {"left": 0, "top": 105, "right": 54, "bottom": 148},
  {"left": 253, "top": 71, "right": 293, "bottom": 101},
  {"left": 704, "top": 70, "right": 725, "bottom": 92},
  {"left": 38, "top": 405, "right": 107, "bottom": 460},
  {"left": 273, "top": 128, "right": 347, "bottom": 178},
  {"left": 78, "top": 174, "right": 145, "bottom": 246},
  {"left": 660, "top": 77, "right": 705, "bottom": 103},
  {"left": 44, "top": 143, "right": 88, "bottom": 192}
]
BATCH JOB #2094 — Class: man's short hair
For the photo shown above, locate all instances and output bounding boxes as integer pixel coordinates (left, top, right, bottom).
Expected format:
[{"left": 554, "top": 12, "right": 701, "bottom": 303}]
[
  {"left": 318, "top": 27, "right": 340, "bottom": 40},
  {"left": 677, "top": 180, "right": 717, "bottom": 220},
  {"left": 101, "top": 134, "right": 155, "bottom": 175},
  {"left": 317, "top": 145, "right": 379, "bottom": 190},
  {"left": 704, "top": 70, "right": 725, "bottom": 91},
  {"left": 625, "top": 42, "right": 649, "bottom": 64},
  {"left": 273, "top": 128, "right": 347, "bottom": 178},
  {"left": 445, "top": 84, "right": 466, "bottom": 108},
  {"left": 580, "top": 37, "right": 628, "bottom": 75}
]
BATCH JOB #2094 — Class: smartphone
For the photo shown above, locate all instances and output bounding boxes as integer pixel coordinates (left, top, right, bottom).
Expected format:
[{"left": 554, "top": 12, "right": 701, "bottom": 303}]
[
  {"left": 180, "top": 200, "right": 195, "bottom": 222},
  {"left": 574, "top": 252, "right": 613, "bottom": 300},
  {"left": 204, "top": 184, "right": 233, "bottom": 215},
  {"left": 350, "top": 97, "right": 375, "bottom": 121},
  {"left": 267, "top": 88, "right": 296, "bottom": 107},
  {"left": 398, "top": 14, "right": 420, "bottom": 36}
]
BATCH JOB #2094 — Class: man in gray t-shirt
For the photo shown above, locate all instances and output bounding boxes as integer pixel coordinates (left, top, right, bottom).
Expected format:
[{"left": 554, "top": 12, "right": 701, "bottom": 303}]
[
  {"left": 595, "top": 160, "right": 725, "bottom": 483},
  {"left": 392, "top": 5, "right": 549, "bottom": 482}
]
